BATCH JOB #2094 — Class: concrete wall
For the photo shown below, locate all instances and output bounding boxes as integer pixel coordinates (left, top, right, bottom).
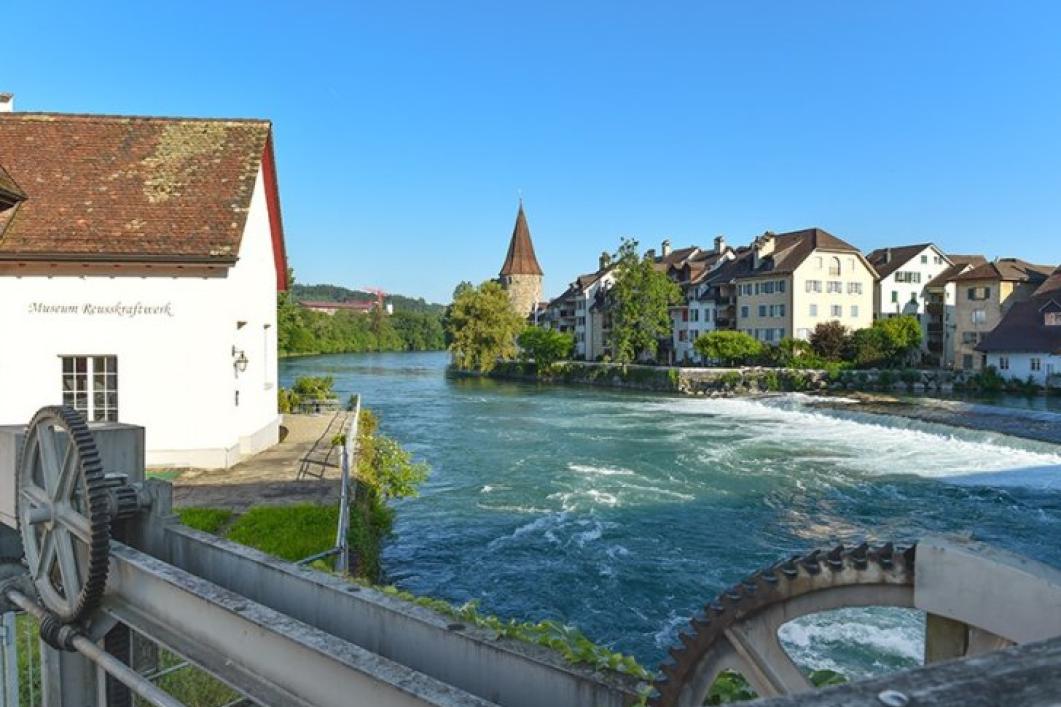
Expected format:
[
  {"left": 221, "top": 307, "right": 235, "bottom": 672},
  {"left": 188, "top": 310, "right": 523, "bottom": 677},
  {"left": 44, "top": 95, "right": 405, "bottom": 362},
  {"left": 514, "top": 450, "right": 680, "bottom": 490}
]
[{"left": 0, "top": 166, "right": 279, "bottom": 468}]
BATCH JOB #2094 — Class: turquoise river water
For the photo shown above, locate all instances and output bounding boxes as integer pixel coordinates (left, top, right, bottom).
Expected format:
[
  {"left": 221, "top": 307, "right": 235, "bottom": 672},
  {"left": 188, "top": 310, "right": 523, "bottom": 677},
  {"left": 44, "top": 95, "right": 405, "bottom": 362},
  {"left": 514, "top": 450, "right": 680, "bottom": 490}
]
[{"left": 280, "top": 351, "right": 1061, "bottom": 680}]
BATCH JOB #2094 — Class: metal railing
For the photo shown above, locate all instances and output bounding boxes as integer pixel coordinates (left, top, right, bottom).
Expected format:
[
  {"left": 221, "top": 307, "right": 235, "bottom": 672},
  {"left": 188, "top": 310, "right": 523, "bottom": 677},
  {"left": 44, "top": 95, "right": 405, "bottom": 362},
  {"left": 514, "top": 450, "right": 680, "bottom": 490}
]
[{"left": 296, "top": 394, "right": 360, "bottom": 575}]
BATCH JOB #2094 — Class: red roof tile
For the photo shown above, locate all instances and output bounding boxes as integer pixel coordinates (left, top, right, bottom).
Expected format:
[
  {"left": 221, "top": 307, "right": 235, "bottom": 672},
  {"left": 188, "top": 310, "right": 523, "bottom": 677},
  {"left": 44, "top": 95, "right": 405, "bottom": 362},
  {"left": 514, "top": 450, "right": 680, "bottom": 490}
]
[
  {"left": 0, "top": 112, "right": 273, "bottom": 262},
  {"left": 499, "top": 203, "right": 543, "bottom": 276}
]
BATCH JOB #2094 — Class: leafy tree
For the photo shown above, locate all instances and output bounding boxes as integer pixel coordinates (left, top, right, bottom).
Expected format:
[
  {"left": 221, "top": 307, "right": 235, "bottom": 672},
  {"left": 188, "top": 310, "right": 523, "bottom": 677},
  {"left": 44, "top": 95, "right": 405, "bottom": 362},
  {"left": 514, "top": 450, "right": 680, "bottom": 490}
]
[
  {"left": 852, "top": 315, "right": 923, "bottom": 368},
  {"left": 694, "top": 330, "right": 764, "bottom": 366},
  {"left": 608, "top": 238, "right": 682, "bottom": 363},
  {"left": 446, "top": 280, "right": 525, "bottom": 373},
  {"left": 809, "top": 321, "right": 852, "bottom": 361},
  {"left": 518, "top": 327, "right": 574, "bottom": 373},
  {"left": 391, "top": 310, "right": 445, "bottom": 351},
  {"left": 277, "top": 269, "right": 446, "bottom": 355},
  {"left": 876, "top": 315, "right": 922, "bottom": 363}
]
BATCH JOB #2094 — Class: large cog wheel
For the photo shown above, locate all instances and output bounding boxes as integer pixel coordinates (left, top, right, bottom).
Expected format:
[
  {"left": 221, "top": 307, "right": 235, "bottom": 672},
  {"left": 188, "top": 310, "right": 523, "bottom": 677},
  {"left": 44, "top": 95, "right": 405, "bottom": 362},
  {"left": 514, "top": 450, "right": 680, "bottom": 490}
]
[
  {"left": 650, "top": 542, "right": 916, "bottom": 707},
  {"left": 16, "top": 406, "right": 111, "bottom": 624}
]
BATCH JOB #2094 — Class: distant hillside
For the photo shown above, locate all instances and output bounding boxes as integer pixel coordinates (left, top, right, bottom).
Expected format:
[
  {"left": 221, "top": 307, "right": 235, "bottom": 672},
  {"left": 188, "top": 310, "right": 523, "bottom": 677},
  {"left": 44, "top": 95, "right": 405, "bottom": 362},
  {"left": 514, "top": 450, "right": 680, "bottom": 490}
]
[{"left": 292, "top": 283, "right": 445, "bottom": 315}]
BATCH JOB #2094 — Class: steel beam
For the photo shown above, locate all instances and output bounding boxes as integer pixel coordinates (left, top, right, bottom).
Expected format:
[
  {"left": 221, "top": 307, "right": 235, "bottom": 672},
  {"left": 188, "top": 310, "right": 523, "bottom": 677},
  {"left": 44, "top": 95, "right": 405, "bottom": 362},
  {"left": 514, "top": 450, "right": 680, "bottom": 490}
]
[
  {"left": 143, "top": 522, "right": 638, "bottom": 707},
  {"left": 102, "top": 542, "right": 496, "bottom": 707}
]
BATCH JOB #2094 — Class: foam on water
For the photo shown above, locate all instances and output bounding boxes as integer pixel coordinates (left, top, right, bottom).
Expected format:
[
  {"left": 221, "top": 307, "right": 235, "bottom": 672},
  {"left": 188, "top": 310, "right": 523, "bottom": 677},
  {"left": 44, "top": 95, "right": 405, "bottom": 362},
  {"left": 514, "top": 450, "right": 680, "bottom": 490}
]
[{"left": 642, "top": 396, "right": 1061, "bottom": 485}]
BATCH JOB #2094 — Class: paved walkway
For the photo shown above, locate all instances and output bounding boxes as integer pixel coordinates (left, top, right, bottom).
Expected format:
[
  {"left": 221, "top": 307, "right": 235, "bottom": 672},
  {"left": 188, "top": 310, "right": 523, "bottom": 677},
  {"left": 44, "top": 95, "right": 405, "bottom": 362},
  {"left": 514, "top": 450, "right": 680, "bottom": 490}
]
[{"left": 173, "top": 412, "right": 349, "bottom": 511}]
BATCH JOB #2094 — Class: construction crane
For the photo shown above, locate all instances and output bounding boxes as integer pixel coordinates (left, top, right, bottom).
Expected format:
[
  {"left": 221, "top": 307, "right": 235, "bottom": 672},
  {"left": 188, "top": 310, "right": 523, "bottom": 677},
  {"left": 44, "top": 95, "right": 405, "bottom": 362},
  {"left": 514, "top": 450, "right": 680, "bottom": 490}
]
[{"left": 362, "top": 286, "right": 389, "bottom": 314}]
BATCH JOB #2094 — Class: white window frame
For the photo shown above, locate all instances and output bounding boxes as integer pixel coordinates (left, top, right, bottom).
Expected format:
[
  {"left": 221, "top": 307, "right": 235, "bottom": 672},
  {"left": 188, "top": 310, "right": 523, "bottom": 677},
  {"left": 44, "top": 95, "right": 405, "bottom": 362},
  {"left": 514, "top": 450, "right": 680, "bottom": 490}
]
[{"left": 61, "top": 355, "right": 119, "bottom": 422}]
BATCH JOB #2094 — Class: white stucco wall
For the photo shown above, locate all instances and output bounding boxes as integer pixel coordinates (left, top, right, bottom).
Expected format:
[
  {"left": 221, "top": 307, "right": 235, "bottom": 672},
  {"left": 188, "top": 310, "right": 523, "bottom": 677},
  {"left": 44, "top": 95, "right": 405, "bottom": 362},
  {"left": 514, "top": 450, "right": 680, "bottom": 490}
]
[
  {"left": 985, "top": 352, "right": 1060, "bottom": 385},
  {"left": 875, "top": 246, "right": 951, "bottom": 351},
  {"left": 0, "top": 166, "right": 280, "bottom": 468}
]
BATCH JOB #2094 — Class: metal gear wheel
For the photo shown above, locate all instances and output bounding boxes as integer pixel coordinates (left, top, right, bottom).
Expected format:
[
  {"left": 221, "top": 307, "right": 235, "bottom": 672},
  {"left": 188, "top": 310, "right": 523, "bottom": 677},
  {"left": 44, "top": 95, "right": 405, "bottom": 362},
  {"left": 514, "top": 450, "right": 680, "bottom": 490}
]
[
  {"left": 649, "top": 542, "right": 916, "bottom": 707},
  {"left": 16, "top": 406, "right": 112, "bottom": 624}
]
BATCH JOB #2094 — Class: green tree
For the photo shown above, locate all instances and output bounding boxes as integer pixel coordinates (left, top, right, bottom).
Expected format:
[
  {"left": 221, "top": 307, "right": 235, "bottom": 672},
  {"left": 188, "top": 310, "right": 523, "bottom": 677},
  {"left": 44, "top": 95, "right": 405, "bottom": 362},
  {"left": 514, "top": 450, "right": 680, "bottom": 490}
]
[
  {"left": 876, "top": 315, "right": 922, "bottom": 364},
  {"left": 518, "top": 327, "right": 574, "bottom": 373},
  {"left": 446, "top": 280, "right": 525, "bottom": 373},
  {"left": 694, "top": 330, "right": 764, "bottom": 366},
  {"left": 809, "top": 321, "right": 852, "bottom": 361},
  {"left": 608, "top": 238, "right": 682, "bottom": 363},
  {"left": 391, "top": 310, "right": 446, "bottom": 351}
]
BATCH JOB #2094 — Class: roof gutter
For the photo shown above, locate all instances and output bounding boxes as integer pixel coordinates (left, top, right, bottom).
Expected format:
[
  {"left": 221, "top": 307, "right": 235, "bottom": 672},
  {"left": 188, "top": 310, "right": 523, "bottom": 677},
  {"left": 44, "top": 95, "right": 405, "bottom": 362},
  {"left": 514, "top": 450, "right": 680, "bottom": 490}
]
[{"left": 0, "top": 252, "right": 238, "bottom": 265}]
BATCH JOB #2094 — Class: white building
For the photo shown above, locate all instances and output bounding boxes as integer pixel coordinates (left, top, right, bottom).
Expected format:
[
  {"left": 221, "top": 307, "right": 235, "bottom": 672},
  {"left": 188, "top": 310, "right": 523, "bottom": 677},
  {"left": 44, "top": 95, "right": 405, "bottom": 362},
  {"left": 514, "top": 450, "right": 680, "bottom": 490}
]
[
  {"left": 0, "top": 108, "right": 288, "bottom": 468},
  {"left": 866, "top": 244, "right": 952, "bottom": 350},
  {"left": 978, "top": 267, "right": 1061, "bottom": 385}
]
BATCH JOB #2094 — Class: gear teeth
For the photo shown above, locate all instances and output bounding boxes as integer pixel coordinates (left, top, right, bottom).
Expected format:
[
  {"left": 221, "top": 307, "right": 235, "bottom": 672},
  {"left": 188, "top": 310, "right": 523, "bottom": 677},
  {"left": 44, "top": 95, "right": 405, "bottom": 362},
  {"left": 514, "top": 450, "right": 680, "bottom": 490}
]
[
  {"left": 760, "top": 568, "right": 779, "bottom": 585},
  {"left": 849, "top": 542, "right": 869, "bottom": 569},
  {"left": 903, "top": 544, "right": 917, "bottom": 571},
  {"left": 678, "top": 631, "right": 697, "bottom": 649},
  {"left": 724, "top": 585, "right": 742, "bottom": 601},
  {"left": 875, "top": 542, "right": 895, "bottom": 569},
  {"left": 779, "top": 558, "right": 798, "bottom": 579},
  {"left": 691, "top": 611, "right": 710, "bottom": 628},
  {"left": 826, "top": 544, "right": 844, "bottom": 571},
  {"left": 801, "top": 550, "right": 822, "bottom": 575},
  {"left": 741, "top": 576, "right": 759, "bottom": 594},
  {"left": 709, "top": 601, "right": 725, "bottom": 615}
]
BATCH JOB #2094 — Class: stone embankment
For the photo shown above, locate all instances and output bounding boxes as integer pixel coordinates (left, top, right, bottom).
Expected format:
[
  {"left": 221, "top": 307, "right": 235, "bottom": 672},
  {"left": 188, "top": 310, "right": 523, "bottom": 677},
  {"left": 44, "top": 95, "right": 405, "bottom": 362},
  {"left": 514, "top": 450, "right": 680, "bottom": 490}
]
[{"left": 476, "top": 361, "right": 982, "bottom": 397}]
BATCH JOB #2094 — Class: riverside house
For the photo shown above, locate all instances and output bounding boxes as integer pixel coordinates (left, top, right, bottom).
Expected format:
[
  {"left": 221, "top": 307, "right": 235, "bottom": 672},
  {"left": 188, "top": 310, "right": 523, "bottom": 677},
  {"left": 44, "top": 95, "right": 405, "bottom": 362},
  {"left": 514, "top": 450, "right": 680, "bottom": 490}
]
[
  {"left": 977, "top": 266, "right": 1061, "bottom": 384},
  {"left": 923, "top": 255, "right": 987, "bottom": 367},
  {"left": 0, "top": 104, "right": 288, "bottom": 468},
  {"left": 734, "top": 228, "right": 876, "bottom": 343},
  {"left": 952, "top": 258, "right": 1054, "bottom": 371},
  {"left": 866, "top": 243, "right": 953, "bottom": 360}
]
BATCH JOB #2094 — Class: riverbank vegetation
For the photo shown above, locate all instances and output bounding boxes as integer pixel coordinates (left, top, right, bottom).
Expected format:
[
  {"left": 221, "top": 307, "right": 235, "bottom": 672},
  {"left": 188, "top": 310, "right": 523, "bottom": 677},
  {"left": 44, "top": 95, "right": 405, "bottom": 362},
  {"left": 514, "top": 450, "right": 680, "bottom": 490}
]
[
  {"left": 608, "top": 238, "right": 682, "bottom": 363},
  {"left": 278, "top": 274, "right": 445, "bottom": 356},
  {"left": 446, "top": 280, "right": 525, "bottom": 373}
]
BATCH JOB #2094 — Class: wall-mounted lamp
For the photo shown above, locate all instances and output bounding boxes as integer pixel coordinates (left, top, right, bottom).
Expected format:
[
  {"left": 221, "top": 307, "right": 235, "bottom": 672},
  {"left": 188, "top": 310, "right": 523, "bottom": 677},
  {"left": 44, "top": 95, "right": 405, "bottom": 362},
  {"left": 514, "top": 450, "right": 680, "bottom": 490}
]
[{"left": 232, "top": 346, "right": 249, "bottom": 373}]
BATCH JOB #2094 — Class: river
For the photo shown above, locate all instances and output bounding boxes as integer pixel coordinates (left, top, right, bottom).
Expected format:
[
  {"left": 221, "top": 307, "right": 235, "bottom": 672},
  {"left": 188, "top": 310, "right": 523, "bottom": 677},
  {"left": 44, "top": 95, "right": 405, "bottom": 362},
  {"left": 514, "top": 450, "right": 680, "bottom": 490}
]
[{"left": 280, "top": 351, "right": 1061, "bottom": 680}]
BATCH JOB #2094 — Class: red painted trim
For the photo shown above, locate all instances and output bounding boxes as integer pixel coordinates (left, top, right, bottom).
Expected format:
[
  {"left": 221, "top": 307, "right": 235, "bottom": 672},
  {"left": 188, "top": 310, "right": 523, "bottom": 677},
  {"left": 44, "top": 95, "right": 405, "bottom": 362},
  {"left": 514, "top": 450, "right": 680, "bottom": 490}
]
[{"left": 261, "top": 133, "right": 289, "bottom": 292}]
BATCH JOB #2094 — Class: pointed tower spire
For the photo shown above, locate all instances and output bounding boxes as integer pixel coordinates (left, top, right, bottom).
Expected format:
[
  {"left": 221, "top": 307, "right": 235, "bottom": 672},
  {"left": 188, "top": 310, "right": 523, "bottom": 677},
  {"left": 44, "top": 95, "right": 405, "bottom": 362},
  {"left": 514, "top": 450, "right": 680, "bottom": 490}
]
[{"left": 499, "top": 201, "right": 543, "bottom": 277}]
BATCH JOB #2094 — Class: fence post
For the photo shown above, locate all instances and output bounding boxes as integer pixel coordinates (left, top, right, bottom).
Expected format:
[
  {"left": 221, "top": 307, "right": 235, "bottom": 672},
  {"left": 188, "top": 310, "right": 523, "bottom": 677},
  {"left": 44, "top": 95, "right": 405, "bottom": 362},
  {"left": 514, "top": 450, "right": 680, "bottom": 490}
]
[
  {"left": 334, "top": 395, "right": 360, "bottom": 575},
  {"left": 1, "top": 612, "right": 17, "bottom": 707}
]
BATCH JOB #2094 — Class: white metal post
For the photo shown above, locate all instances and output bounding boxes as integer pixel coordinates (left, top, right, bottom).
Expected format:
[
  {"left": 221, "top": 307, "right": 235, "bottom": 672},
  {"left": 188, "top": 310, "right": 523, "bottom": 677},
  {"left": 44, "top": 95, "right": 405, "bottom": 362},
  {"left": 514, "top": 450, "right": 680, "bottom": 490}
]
[
  {"left": 335, "top": 395, "right": 360, "bottom": 575},
  {"left": 1, "top": 612, "right": 17, "bottom": 707}
]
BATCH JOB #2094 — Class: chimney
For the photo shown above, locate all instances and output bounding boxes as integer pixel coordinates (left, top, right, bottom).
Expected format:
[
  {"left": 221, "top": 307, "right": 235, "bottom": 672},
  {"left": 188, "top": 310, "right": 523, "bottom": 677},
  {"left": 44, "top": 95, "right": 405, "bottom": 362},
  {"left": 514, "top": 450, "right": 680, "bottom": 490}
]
[
  {"left": 645, "top": 248, "right": 657, "bottom": 260},
  {"left": 661, "top": 239, "right": 672, "bottom": 258},
  {"left": 884, "top": 248, "right": 892, "bottom": 264},
  {"left": 714, "top": 235, "right": 726, "bottom": 254},
  {"left": 599, "top": 251, "right": 612, "bottom": 271},
  {"left": 753, "top": 231, "right": 776, "bottom": 269},
  {"left": 0, "top": 93, "right": 13, "bottom": 113}
]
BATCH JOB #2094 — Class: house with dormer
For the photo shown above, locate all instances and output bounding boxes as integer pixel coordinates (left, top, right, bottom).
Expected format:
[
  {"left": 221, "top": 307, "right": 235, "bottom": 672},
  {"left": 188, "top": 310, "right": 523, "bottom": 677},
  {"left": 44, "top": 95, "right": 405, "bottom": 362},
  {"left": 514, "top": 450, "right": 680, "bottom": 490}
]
[
  {"left": 977, "top": 266, "right": 1061, "bottom": 385},
  {"left": 0, "top": 103, "right": 288, "bottom": 468}
]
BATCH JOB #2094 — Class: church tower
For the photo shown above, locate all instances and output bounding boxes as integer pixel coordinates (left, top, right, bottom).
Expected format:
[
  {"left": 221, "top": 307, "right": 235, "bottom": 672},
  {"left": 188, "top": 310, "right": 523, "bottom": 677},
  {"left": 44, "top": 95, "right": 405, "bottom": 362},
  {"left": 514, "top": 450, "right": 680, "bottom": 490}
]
[{"left": 498, "top": 201, "right": 543, "bottom": 318}]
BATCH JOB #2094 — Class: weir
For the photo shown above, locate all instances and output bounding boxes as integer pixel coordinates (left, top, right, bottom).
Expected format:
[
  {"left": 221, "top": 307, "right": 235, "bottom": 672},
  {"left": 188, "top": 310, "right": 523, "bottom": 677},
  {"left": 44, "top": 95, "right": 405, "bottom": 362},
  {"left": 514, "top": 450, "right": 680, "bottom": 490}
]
[{"left": 1, "top": 405, "right": 1060, "bottom": 705}]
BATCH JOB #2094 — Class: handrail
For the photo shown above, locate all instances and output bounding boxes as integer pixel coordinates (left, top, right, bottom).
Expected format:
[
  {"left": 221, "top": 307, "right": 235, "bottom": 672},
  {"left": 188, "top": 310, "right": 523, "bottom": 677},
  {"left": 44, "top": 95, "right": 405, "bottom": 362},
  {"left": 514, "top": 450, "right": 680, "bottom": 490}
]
[{"left": 334, "top": 394, "right": 360, "bottom": 574}]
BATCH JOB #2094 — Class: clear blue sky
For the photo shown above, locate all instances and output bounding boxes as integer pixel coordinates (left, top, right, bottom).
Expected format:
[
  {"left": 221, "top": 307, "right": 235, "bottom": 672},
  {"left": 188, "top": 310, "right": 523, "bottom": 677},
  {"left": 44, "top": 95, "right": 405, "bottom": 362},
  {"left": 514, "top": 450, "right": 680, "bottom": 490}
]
[{"left": 7, "top": 1, "right": 1060, "bottom": 302}]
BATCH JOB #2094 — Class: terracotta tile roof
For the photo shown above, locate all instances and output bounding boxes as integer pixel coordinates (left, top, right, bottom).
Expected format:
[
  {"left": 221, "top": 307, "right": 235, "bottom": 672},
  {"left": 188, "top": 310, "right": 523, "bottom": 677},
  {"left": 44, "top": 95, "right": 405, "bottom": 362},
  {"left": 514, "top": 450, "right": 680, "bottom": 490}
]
[
  {"left": 743, "top": 227, "right": 864, "bottom": 277},
  {"left": 866, "top": 243, "right": 936, "bottom": 280},
  {"left": 978, "top": 266, "right": 1061, "bottom": 354},
  {"left": 0, "top": 112, "right": 273, "bottom": 262},
  {"left": 0, "top": 162, "right": 24, "bottom": 202},
  {"left": 952, "top": 258, "right": 1054, "bottom": 284},
  {"left": 925, "top": 255, "right": 988, "bottom": 288},
  {"left": 499, "top": 203, "right": 543, "bottom": 276}
]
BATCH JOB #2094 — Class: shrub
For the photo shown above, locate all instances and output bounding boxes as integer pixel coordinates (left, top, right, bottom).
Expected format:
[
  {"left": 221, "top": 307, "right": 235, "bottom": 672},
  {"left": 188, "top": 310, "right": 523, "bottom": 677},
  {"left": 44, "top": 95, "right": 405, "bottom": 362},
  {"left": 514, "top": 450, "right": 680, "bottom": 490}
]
[
  {"left": 900, "top": 368, "right": 920, "bottom": 384},
  {"left": 517, "top": 327, "right": 574, "bottom": 374},
  {"left": 809, "top": 321, "right": 852, "bottom": 361},
  {"left": 877, "top": 369, "right": 895, "bottom": 387},
  {"left": 695, "top": 331, "right": 765, "bottom": 366}
]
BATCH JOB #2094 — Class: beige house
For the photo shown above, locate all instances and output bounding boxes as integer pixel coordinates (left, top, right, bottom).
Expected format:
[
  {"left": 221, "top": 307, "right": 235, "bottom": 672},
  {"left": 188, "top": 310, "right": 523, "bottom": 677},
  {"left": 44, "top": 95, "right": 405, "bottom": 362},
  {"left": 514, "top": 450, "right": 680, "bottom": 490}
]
[
  {"left": 952, "top": 258, "right": 1054, "bottom": 370},
  {"left": 735, "top": 229, "right": 876, "bottom": 343}
]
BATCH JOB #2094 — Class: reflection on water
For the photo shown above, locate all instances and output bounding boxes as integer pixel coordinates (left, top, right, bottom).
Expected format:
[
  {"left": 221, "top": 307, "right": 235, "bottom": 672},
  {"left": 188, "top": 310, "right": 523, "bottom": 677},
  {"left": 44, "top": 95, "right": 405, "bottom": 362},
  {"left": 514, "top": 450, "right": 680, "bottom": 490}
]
[{"left": 281, "top": 352, "right": 1061, "bottom": 677}]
